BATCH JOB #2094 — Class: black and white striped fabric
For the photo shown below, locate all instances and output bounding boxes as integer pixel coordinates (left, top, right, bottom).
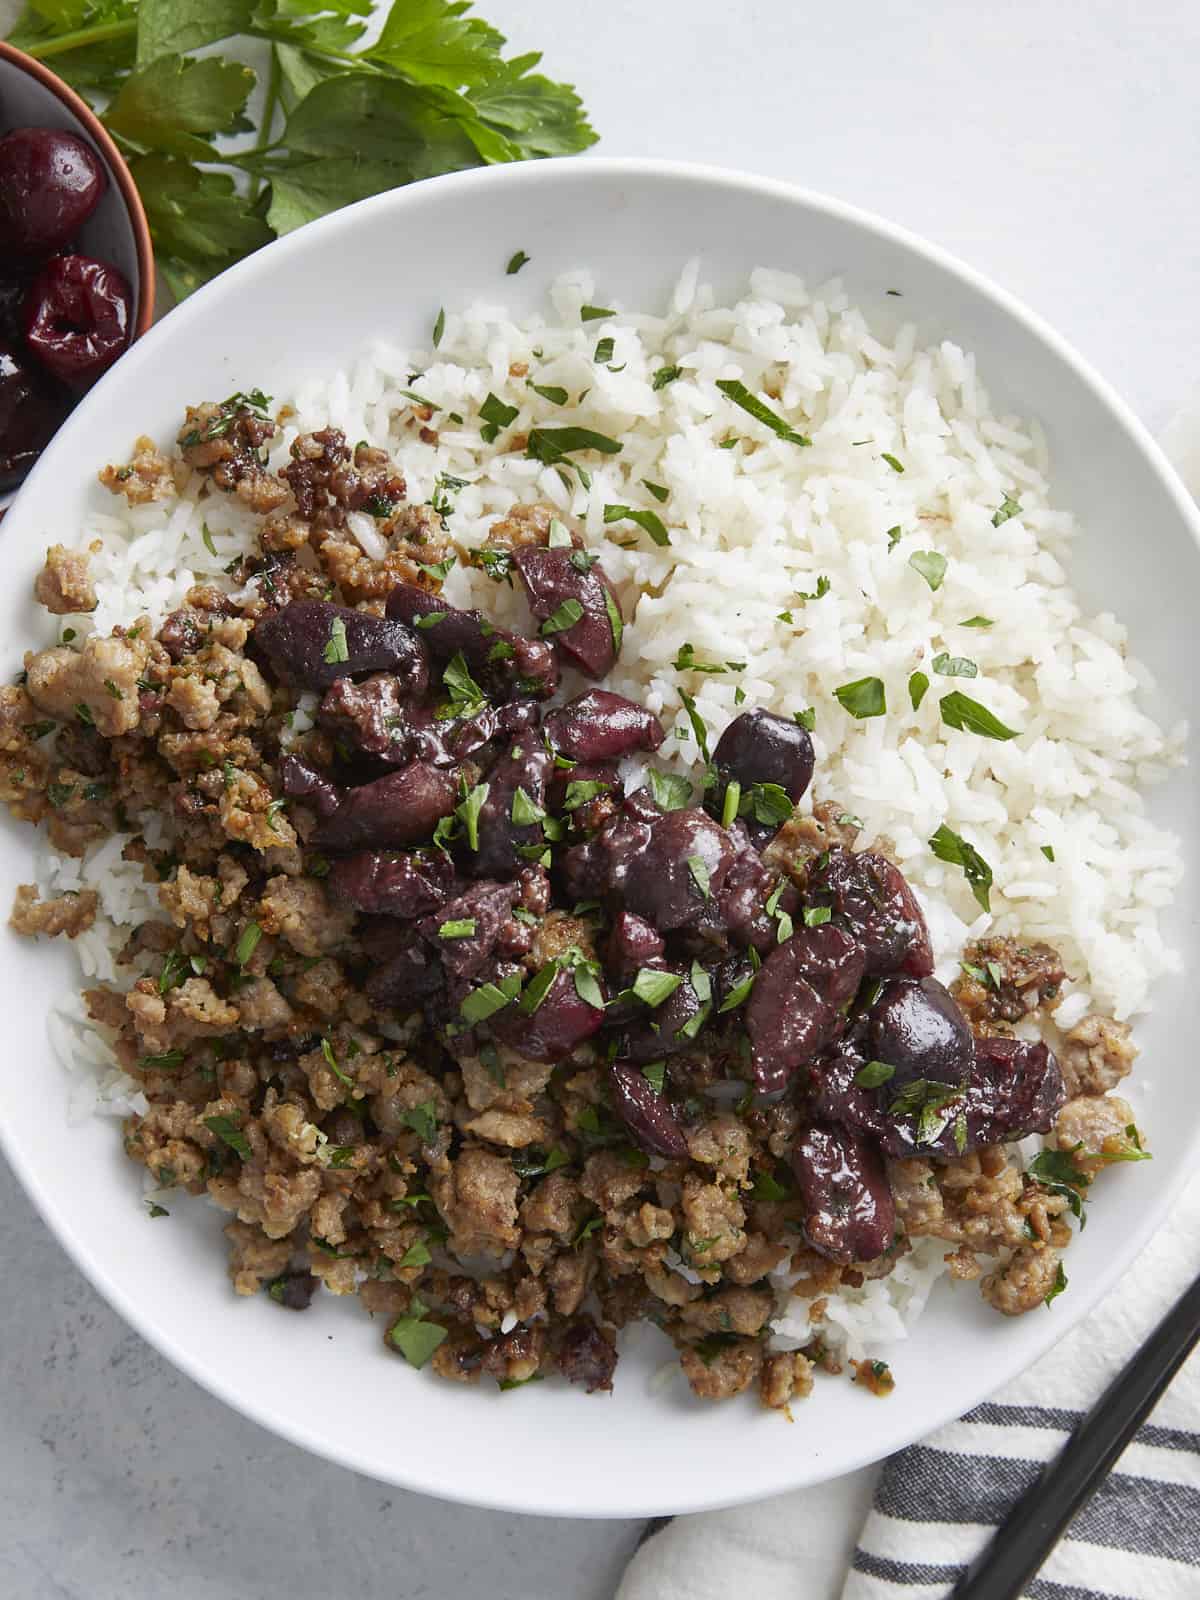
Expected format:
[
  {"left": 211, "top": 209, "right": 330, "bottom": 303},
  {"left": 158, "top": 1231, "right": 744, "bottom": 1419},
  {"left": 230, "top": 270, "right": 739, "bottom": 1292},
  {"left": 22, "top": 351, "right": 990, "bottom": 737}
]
[
  {"left": 845, "top": 1172, "right": 1200, "bottom": 1600},
  {"left": 618, "top": 1176, "right": 1200, "bottom": 1600}
]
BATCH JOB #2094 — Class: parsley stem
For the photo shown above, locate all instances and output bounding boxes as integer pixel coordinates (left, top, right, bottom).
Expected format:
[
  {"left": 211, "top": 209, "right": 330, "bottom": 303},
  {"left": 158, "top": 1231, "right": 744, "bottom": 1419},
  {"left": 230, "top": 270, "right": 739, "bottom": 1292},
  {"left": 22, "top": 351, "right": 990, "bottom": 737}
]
[
  {"left": 23, "top": 18, "right": 137, "bottom": 57},
  {"left": 249, "top": 45, "right": 283, "bottom": 205}
]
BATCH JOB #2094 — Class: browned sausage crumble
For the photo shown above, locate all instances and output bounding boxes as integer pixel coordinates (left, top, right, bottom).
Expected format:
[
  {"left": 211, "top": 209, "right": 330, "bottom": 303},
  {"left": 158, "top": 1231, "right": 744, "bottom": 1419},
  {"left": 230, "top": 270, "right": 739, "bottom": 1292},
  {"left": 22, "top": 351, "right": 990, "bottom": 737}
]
[{"left": 4, "top": 396, "right": 1151, "bottom": 1406}]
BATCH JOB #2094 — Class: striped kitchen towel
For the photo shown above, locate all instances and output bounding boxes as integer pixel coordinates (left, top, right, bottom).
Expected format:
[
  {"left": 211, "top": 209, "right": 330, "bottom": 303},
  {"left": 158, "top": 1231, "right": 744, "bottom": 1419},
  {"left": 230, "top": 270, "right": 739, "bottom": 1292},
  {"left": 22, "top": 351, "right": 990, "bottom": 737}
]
[
  {"left": 844, "top": 1171, "right": 1200, "bottom": 1600},
  {"left": 618, "top": 1174, "right": 1200, "bottom": 1600}
]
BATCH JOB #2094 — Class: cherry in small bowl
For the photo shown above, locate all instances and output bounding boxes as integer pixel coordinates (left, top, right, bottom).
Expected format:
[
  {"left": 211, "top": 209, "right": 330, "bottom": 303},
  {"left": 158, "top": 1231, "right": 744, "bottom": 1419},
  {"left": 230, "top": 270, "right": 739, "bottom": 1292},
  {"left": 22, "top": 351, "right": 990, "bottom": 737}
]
[
  {"left": 0, "top": 342, "right": 68, "bottom": 493},
  {"left": 0, "top": 127, "right": 106, "bottom": 263},
  {"left": 24, "top": 254, "right": 132, "bottom": 389}
]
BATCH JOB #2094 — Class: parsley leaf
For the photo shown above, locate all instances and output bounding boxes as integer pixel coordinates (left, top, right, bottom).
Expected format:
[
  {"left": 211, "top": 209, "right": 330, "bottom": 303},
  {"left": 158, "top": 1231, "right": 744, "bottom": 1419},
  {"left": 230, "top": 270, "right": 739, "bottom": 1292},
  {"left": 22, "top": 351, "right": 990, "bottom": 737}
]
[
  {"left": 525, "top": 426, "right": 623, "bottom": 464},
  {"left": 993, "top": 494, "right": 1021, "bottom": 527},
  {"left": 539, "top": 598, "right": 585, "bottom": 636},
  {"left": 204, "top": 1113, "right": 250, "bottom": 1160},
  {"left": 909, "top": 670, "right": 930, "bottom": 711},
  {"left": 506, "top": 249, "right": 530, "bottom": 274},
  {"left": 652, "top": 365, "right": 682, "bottom": 390},
  {"left": 323, "top": 615, "right": 349, "bottom": 664},
  {"left": 929, "top": 823, "right": 994, "bottom": 911},
  {"left": 932, "top": 652, "right": 978, "bottom": 678},
  {"left": 939, "top": 691, "right": 1021, "bottom": 741},
  {"left": 17, "top": 0, "right": 598, "bottom": 299},
  {"left": 603, "top": 502, "right": 670, "bottom": 547},
  {"left": 455, "top": 782, "right": 490, "bottom": 850},
  {"left": 908, "top": 550, "right": 947, "bottom": 591},
  {"left": 834, "top": 676, "right": 886, "bottom": 718},
  {"left": 855, "top": 1060, "right": 896, "bottom": 1088},
  {"left": 646, "top": 769, "right": 693, "bottom": 811},
  {"left": 715, "top": 379, "right": 810, "bottom": 445},
  {"left": 633, "top": 969, "right": 683, "bottom": 1008}
]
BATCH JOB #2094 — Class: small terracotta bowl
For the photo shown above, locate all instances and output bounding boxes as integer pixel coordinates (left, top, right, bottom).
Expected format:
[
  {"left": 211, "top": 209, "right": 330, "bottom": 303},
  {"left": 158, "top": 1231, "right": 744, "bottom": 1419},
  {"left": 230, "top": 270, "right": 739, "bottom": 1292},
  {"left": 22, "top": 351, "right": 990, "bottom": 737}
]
[{"left": 0, "top": 39, "right": 155, "bottom": 509}]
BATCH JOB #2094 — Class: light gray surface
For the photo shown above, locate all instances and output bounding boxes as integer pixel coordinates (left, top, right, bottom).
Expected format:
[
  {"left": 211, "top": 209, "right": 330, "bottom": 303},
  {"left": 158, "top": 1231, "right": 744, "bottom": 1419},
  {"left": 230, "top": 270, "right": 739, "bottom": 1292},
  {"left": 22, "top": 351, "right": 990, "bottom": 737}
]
[{"left": 2, "top": 1, "right": 1199, "bottom": 1595}]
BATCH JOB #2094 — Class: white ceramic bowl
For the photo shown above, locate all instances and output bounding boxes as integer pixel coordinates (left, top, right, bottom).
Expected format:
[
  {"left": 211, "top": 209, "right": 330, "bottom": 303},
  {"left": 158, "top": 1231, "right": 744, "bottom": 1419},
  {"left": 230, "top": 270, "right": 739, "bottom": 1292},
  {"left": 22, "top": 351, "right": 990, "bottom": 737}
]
[{"left": 1, "top": 160, "right": 1196, "bottom": 1518}]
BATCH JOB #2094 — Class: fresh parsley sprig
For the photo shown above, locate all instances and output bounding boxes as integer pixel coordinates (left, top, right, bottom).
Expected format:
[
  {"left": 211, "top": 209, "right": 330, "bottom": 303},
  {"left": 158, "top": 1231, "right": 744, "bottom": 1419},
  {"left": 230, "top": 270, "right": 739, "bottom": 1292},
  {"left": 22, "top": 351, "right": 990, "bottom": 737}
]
[{"left": 6, "top": 0, "right": 597, "bottom": 301}]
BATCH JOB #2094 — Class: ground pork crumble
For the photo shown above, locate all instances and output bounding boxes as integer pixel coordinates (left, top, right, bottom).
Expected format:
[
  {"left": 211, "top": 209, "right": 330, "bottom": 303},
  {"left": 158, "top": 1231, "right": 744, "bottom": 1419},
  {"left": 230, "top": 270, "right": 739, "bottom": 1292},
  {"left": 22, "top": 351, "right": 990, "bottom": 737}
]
[{"left": 5, "top": 392, "right": 1150, "bottom": 1408}]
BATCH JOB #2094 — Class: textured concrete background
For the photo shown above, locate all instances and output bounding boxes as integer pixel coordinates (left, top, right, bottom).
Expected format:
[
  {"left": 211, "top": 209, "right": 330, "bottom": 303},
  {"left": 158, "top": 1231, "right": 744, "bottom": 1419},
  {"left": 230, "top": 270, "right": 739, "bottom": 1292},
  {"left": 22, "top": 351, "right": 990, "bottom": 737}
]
[{"left": 3, "top": 0, "right": 1199, "bottom": 1594}]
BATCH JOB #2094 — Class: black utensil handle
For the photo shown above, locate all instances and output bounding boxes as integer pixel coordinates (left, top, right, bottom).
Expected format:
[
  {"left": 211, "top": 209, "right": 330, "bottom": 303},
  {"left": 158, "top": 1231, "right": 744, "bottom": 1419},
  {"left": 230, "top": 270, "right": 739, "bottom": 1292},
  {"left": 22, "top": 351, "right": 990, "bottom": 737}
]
[{"left": 953, "top": 1266, "right": 1200, "bottom": 1600}]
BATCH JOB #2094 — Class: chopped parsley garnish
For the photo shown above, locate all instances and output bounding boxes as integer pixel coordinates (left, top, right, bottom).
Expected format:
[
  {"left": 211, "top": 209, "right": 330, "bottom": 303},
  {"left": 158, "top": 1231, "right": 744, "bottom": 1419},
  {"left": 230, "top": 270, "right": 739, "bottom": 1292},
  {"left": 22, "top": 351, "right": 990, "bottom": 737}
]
[
  {"left": 797, "top": 575, "right": 831, "bottom": 604},
  {"left": 714, "top": 379, "right": 810, "bottom": 445},
  {"left": 928, "top": 823, "right": 994, "bottom": 912},
  {"left": 417, "top": 556, "right": 457, "bottom": 583},
  {"left": 889, "top": 1077, "right": 964, "bottom": 1145},
  {"left": 992, "top": 494, "right": 1021, "bottom": 527},
  {"left": 46, "top": 782, "right": 76, "bottom": 808},
  {"left": 432, "top": 308, "right": 445, "bottom": 348},
  {"left": 642, "top": 480, "right": 669, "bottom": 502},
  {"left": 646, "top": 768, "right": 693, "bottom": 811},
  {"left": 455, "top": 782, "right": 490, "bottom": 851},
  {"left": 235, "top": 921, "right": 262, "bottom": 967},
  {"left": 438, "top": 919, "right": 477, "bottom": 939},
  {"left": 201, "top": 523, "right": 218, "bottom": 558},
  {"left": 479, "top": 392, "right": 519, "bottom": 443},
  {"left": 677, "top": 689, "right": 711, "bottom": 760},
  {"left": 745, "top": 782, "right": 793, "bottom": 827},
  {"left": 721, "top": 781, "right": 741, "bottom": 829},
  {"left": 75, "top": 702, "right": 94, "bottom": 726},
  {"left": 673, "top": 642, "right": 742, "bottom": 675},
  {"left": 580, "top": 304, "right": 615, "bottom": 322},
  {"left": 157, "top": 947, "right": 191, "bottom": 994},
  {"left": 511, "top": 786, "right": 546, "bottom": 826},
  {"left": 908, "top": 550, "right": 947, "bottom": 591},
  {"left": 397, "top": 1236, "right": 432, "bottom": 1270},
  {"left": 603, "top": 502, "right": 670, "bottom": 547},
  {"left": 834, "top": 676, "right": 886, "bottom": 718},
  {"left": 886, "top": 525, "right": 902, "bottom": 551},
  {"left": 793, "top": 707, "right": 816, "bottom": 732},
  {"left": 138, "top": 1049, "right": 186, "bottom": 1071},
  {"left": 402, "top": 1102, "right": 439, "bottom": 1142},
  {"left": 652, "top": 365, "right": 682, "bottom": 390},
  {"left": 388, "top": 1297, "right": 448, "bottom": 1369},
  {"left": 399, "top": 387, "right": 438, "bottom": 412},
  {"left": 1045, "top": 1262, "right": 1068, "bottom": 1307},
  {"left": 909, "top": 671, "right": 930, "bottom": 711},
  {"left": 687, "top": 855, "right": 711, "bottom": 900},
  {"left": 563, "top": 779, "right": 611, "bottom": 810},
  {"left": 512, "top": 1146, "right": 570, "bottom": 1179},
  {"left": 751, "top": 1167, "right": 790, "bottom": 1202},
  {"left": 525, "top": 426, "right": 624, "bottom": 465},
  {"left": 940, "top": 691, "right": 1021, "bottom": 741},
  {"left": 528, "top": 381, "right": 567, "bottom": 405},
  {"left": 204, "top": 1113, "right": 250, "bottom": 1160},
  {"left": 461, "top": 970, "right": 523, "bottom": 1024},
  {"left": 573, "top": 960, "right": 605, "bottom": 1009},
  {"left": 593, "top": 336, "right": 615, "bottom": 363},
  {"left": 1027, "top": 1147, "right": 1091, "bottom": 1222},
  {"left": 633, "top": 969, "right": 684, "bottom": 1008},
  {"left": 1041, "top": 845, "right": 1056, "bottom": 863},
  {"left": 442, "top": 652, "right": 487, "bottom": 717},
  {"left": 323, "top": 616, "right": 350, "bottom": 665},
  {"left": 641, "top": 1061, "right": 666, "bottom": 1095},
  {"left": 881, "top": 452, "right": 905, "bottom": 473},
  {"left": 320, "top": 1036, "right": 355, "bottom": 1090},
  {"left": 855, "top": 1060, "right": 896, "bottom": 1088},
  {"left": 718, "top": 952, "right": 760, "bottom": 1013},
  {"left": 506, "top": 250, "right": 530, "bottom": 275},
  {"left": 540, "top": 598, "right": 585, "bottom": 636},
  {"left": 803, "top": 905, "right": 832, "bottom": 928},
  {"left": 960, "top": 615, "right": 994, "bottom": 628},
  {"left": 932, "top": 652, "right": 978, "bottom": 678}
]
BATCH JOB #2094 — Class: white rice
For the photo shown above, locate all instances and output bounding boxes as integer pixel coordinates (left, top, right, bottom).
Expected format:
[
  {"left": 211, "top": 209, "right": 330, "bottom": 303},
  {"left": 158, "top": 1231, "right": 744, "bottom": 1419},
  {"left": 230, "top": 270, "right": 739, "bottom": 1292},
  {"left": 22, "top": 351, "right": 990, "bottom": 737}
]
[{"left": 32, "top": 262, "right": 1184, "bottom": 1364}]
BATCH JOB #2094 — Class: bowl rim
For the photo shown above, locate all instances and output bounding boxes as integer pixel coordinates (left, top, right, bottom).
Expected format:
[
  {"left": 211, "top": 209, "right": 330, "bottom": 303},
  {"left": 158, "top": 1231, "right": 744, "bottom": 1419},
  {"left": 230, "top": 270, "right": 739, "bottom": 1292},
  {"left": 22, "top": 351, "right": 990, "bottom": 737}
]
[
  {"left": 2, "top": 155, "right": 1199, "bottom": 1516},
  {"left": 0, "top": 37, "right": 155, "bottom": 335}
]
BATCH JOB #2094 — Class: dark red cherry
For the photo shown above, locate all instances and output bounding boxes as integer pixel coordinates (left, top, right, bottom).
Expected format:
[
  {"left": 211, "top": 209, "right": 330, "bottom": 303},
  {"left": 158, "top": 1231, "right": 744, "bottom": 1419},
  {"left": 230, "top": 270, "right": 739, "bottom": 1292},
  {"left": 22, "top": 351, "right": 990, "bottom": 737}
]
[
  {"left": 0, "top": 128, "right": 107, "bottom": 262},
  {"left": 24, "top": 255, "right": 132, "bottom": 388},
  {"left": 0, "top": 342, "right": 69, "bottom": 492}
]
